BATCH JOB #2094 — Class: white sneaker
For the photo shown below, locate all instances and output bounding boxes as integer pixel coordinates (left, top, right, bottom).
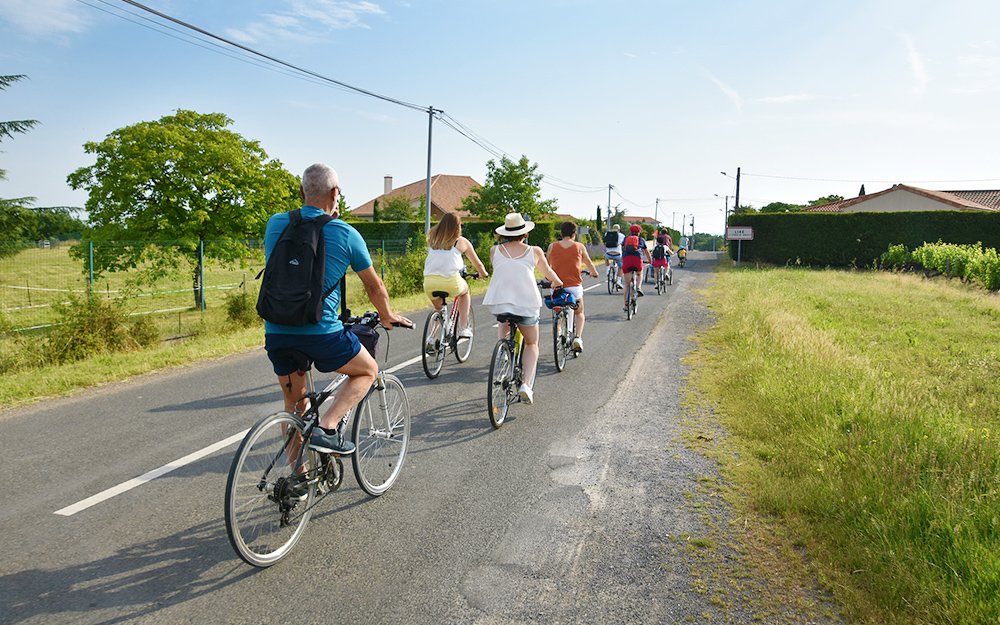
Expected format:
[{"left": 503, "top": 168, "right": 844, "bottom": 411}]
[
  {"left": 518, "top": 384, "right": 533, "bottom": 404},
  {"left": 457, "top": 327, "right": 473, "bottom": 339},
  {"left": 571, "top": 337, "right": 583, "bottom": 353}
]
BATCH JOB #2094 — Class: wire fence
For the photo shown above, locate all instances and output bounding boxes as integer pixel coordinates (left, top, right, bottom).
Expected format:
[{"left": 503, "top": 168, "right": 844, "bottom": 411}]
[{"left": 0, "top": 238, "right": 413, "bottom": 335}]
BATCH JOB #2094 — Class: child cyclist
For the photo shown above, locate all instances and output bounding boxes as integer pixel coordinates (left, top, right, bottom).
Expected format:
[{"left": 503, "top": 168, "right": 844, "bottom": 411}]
[
  {"left": 422, "top": 213, "right": 489, "bottom": 349},
  {"left": 621, "top": 224, "right": 651, "bottom": 311},
  {"left": 482, "top": 212, "right": 563, "bottom": 404},
  {"left": 546, "top": 221, "right": 599, "bottom": 353}
]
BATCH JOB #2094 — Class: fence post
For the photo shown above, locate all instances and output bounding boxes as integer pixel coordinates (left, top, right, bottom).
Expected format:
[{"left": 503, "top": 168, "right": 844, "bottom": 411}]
[
  {"left": 88, "top": 240, "right": 94, "bottom": 293},
  {"left": 380, "top": 240, "right": 386, "bottom": 280},
  {"left": 199, "top": 238, "right": 206, "bottom": 314}
]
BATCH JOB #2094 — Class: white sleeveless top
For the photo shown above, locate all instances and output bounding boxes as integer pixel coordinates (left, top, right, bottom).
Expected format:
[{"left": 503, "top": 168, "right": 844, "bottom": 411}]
[
  {"left": 423, "top": 246, "right": 464, "bottom": 277},
  {"left": 482, "top": 243, "right": 542, "bottom": 317}
]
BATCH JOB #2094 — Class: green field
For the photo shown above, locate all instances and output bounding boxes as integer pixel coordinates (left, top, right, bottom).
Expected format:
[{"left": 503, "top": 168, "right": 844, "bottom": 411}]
[
  {"left": 691, "top": 265, "right": 1000, "bottom": 624},
  {"left": 0, "top": 242, "right": 258, "bottom": 333}
]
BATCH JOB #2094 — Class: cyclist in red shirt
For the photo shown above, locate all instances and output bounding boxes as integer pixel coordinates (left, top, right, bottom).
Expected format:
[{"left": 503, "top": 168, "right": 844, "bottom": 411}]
[{"left": 621, "top": 224, "right": 651, "bottom": 311}]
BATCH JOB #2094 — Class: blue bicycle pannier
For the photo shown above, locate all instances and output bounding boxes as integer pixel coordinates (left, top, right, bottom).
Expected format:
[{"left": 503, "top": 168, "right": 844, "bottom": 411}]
[{"left": 543, "top": 289, "right": 576, "bottom": 309}]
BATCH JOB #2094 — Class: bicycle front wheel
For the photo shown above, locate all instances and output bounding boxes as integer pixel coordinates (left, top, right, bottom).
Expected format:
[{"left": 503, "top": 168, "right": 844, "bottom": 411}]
[
  {"left": 454, "top": 303, "right": 474, "bottom": 363},
  {"left": 553, "top": 312, "right": 568, "bottom": 372},
  {"left": 224, "top": 412, "right": 316, "bottom": 567},
  {"left": 421, "top": 310, "right": 447, "bottom": 379},
  {"left": 352, "top": 374, "right": 410, "bottom": 496},
  {"left": 487, "top": 340, "right": 514, "bottom": 428}
]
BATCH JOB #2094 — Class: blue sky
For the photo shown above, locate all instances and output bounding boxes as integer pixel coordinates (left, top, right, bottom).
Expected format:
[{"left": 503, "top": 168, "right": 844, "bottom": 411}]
[{"left": 2, "top": 0, "right": 999, "bottom": 235}]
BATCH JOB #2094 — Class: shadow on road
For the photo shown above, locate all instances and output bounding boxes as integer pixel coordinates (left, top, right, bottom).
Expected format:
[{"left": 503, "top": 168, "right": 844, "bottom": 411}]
[{"left": 0, "top": 519, "right": 254, "bottom": 625}]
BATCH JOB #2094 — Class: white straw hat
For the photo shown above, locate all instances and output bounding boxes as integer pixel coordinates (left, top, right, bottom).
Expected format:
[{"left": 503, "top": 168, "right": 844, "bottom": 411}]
[{"left": 495, "top": 212, "right": 535, "bottom": 236}]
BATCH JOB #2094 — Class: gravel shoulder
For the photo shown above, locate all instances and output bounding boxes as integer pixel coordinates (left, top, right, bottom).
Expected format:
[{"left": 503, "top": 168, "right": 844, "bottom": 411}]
[{"left": 461, "top": 253, "right": 846, "bottom": 624}]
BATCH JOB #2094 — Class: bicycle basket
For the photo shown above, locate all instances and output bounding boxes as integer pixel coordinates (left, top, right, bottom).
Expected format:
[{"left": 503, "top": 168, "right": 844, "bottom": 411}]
[
  {"left": 543, "top": 289, "right": 576, "bottom": 309},
  {"left": 349, "top": 323, "right": 380, "bottom": 358}
]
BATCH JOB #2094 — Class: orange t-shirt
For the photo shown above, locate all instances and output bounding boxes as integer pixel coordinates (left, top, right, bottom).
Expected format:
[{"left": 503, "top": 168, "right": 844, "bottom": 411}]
[{"left": 548, "top": 241, "right": 584, "bottom": 287}]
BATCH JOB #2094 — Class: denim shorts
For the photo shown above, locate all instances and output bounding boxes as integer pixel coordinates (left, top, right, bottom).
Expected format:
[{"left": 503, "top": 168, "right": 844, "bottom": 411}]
[
  {"left": 495, "top": 313, "right": 539, "bottom": 326},
  {"left": 265, "top": 328, "right": 361, "bottom": 375}
]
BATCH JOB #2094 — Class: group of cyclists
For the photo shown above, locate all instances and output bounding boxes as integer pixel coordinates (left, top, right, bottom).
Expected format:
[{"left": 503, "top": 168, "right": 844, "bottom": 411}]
[{"left": 261, "top": 163, "right": 684, "bottom": 457}]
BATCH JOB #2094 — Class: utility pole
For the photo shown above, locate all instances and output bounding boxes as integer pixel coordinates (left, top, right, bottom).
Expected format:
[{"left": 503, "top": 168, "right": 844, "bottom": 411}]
[
  {"left": 424, "top": 106, "right": 439, "bottom": 236},
  {"left": 734, "top": 166, "right": 741, "bottom": 215},
  {"left": 607, "top": 184, "right": 613, "bottom": 224},
  {"left": 672, "top": 212, "right": 676, "bottom": 231},
  {"left": 654, "top": 198, "right": 659, "bottom": 227}
]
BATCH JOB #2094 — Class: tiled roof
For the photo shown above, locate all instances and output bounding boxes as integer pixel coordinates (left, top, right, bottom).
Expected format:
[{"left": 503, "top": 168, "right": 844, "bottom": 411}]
[
  {"left": 944, "top": 190, "right": 1000, "bottom": 210},
  {"left": 802, "top": 184, "right": 999, "bottom": 213},
  {"left": 352, "top": 174, "right": 480, "bottom": 218}
]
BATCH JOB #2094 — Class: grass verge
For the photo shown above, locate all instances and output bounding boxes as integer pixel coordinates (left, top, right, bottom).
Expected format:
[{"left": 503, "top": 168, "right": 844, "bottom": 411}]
[
  {"left": 688, "top": 264, "right": 1000, "bottom": 623},
  {"left": 0, "top": 279, "right": 489, "bottom": 410}
]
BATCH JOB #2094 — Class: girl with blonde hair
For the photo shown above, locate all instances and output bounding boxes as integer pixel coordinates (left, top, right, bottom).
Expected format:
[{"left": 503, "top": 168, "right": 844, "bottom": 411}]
[{"left": 422, "top": 213, "right": 488, "bottom": 345}]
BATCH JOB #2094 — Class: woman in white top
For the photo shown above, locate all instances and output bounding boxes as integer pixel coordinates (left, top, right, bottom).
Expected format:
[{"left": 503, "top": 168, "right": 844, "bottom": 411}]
[
  {"left": 423, "top": 213, "right": 488, "bottom": 339},
  {"left": 482, "top": 213, "right": 563, "bottom": 405}
]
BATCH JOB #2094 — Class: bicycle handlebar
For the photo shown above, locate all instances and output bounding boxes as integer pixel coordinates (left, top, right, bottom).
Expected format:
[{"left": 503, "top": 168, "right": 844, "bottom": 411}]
[{"left": 344, "top": 311, "right": 412, "bottom": 329}]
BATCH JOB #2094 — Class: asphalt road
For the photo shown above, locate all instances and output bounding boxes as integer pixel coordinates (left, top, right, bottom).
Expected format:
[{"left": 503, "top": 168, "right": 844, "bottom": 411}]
[{"left": 0, "top": 251, "right": 840, "bottom": 625}]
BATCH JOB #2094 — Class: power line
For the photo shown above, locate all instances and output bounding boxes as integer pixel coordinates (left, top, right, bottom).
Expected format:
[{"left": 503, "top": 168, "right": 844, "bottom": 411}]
[
  {"left": 77, "top": 0, "right": 344, "bottom": 93},
  {"left": 86, "top": 1, "right": 638, "bottom": 206},
  {"left": 114, "top": 0, "right": 429, "bottom": 112}
]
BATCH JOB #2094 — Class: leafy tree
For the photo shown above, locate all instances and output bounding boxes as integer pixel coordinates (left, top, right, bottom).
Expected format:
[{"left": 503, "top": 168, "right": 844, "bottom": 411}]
[
  {"left": 759, "top": 201, "right": 803, "bottom": 213},
  {"left": 461, "top": 155, "right": 557, "bottom": 222},
  {"left": 24, "top": 206, "right": 87, "bottom": 240},
  {"left": 808, "top": 194, "right": 845, "bottom": 207},
  {"left": 1, "top": 74, "right": 40, "bottom": 257},
  {"left": 595, "top": 206, "right": 603, "bottom": 233},
  {"left": 379, "top": 194, "right": 420, "bottom": 221},
  {"left": 67, "top": 109, "right": 299, "bottom": 306}
]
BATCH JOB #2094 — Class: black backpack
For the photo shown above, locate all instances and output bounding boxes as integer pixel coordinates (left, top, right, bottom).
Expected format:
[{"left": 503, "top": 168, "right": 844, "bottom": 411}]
[
  {"left": 603, "top": 230, "right": 619, "bottom": 248},
  {"left": 256, "top": 209, "right": 335, "bottom": 326},
  {"left": 652, "top": 244, "right": 666, "bottom": 260}
]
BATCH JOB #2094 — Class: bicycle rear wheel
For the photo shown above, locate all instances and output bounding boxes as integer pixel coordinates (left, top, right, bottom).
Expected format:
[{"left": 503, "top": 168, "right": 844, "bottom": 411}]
[
  {"left": 655, "top": 267, "right": 663, "bottom": 294},
  {"left": 454, "top": 304, "right": 474, "bottom": 363},
  {"left": 352, "top": 374, "right": 410, "bottom": 496},
  {"left": 421, "top": 310, "right": 447, "bottom": 379},
  {"left": 225, "top": 412, "right": 316, "bottom": 567},
  {"left": 553, "top": 312, "right": 569, "bottom": 372},
  {"left": 487, "top": 340, "right": 514, "bottom": 428}
]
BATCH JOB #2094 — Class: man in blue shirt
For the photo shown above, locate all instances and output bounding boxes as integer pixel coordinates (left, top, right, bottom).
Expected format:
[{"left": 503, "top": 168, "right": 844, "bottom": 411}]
[{"left": 263, "top": 163, "right": 412, "bottom": 454}]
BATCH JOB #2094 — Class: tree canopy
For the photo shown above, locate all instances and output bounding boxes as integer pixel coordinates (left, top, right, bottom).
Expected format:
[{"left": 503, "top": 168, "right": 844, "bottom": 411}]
[
  {"left": 378, "top": 194, "right": 421, "bottom": 221},
  {"left": 67, "top": 109, "right": 299, "bottom": 276},
  {"left": 461, "top": 155, "right": 557, "bottom": 222},
  {"left": 0, "top": 74, "right": 42, "bottom": 256}
]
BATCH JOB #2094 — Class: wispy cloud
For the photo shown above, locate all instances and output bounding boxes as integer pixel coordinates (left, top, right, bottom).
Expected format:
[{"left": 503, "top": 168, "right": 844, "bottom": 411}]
[
  {"left": 901, "top": 33, "right": 928, "bottom": 95},
  {"left": 227, "top": 1, "right": 386, "bottom": 44},
  {"left": 623, "top": 52, "right": 638, "bottom": 59},
  {"left": 757, "top": 94, "right": 815, "bottom": 104},
  {"left": 0, "top": 0, "right": 90, "bottom": 38},
  {"left": 706, "top": 73, "right": 742, "bottom": 113}
]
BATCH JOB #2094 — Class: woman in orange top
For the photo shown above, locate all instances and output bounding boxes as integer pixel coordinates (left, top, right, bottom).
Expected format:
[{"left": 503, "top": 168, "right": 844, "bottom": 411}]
[{"left": 546, "top": 221, "right": 600, "bottom": 353}]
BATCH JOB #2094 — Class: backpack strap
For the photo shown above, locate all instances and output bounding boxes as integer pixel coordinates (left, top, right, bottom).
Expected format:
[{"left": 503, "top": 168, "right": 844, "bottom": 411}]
[{"left": 338, "top": 275, "right": 351, "bottom": 322}]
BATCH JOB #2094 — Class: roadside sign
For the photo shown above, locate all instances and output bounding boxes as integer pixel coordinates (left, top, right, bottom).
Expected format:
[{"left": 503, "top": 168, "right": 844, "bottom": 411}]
[{"left": 726, "top": 226, "right": 753, "bottom": 241}]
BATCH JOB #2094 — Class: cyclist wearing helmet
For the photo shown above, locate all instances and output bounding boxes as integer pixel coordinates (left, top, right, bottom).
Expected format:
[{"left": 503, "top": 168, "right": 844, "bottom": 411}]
[{"left": 621, "top": 224, "right": 651, "bottom": 311}]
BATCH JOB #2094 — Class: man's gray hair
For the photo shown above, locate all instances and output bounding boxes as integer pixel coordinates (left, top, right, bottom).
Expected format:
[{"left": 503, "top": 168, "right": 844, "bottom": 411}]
[
  {"left": 612, "top": 224, "right": 620, "bottom": 232},
  {"left": 301, "top": 163, "right": 339, "bottom": 199}
]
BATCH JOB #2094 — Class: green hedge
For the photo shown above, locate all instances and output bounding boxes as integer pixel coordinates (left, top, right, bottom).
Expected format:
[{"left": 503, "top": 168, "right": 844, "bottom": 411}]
[
  {"left": 727, "top": 211, "right": 1000, "bottom": 266},
  {"left": 350, "top": 220, "right": 559, "bottom": 248}
]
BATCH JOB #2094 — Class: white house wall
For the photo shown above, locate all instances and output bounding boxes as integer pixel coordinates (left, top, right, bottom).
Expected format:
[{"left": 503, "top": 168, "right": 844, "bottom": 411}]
[{"left": 842, "top": 189, "right": 958, "bottom": 212}]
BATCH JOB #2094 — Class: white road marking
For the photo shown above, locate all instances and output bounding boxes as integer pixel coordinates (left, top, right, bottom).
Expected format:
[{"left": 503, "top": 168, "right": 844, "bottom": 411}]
[
  {"left": 54, "top": 430, "right": 249, "bottom": 516},
  {"left": 55, "top": 354, "right": 424, "bottom": 516}
]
